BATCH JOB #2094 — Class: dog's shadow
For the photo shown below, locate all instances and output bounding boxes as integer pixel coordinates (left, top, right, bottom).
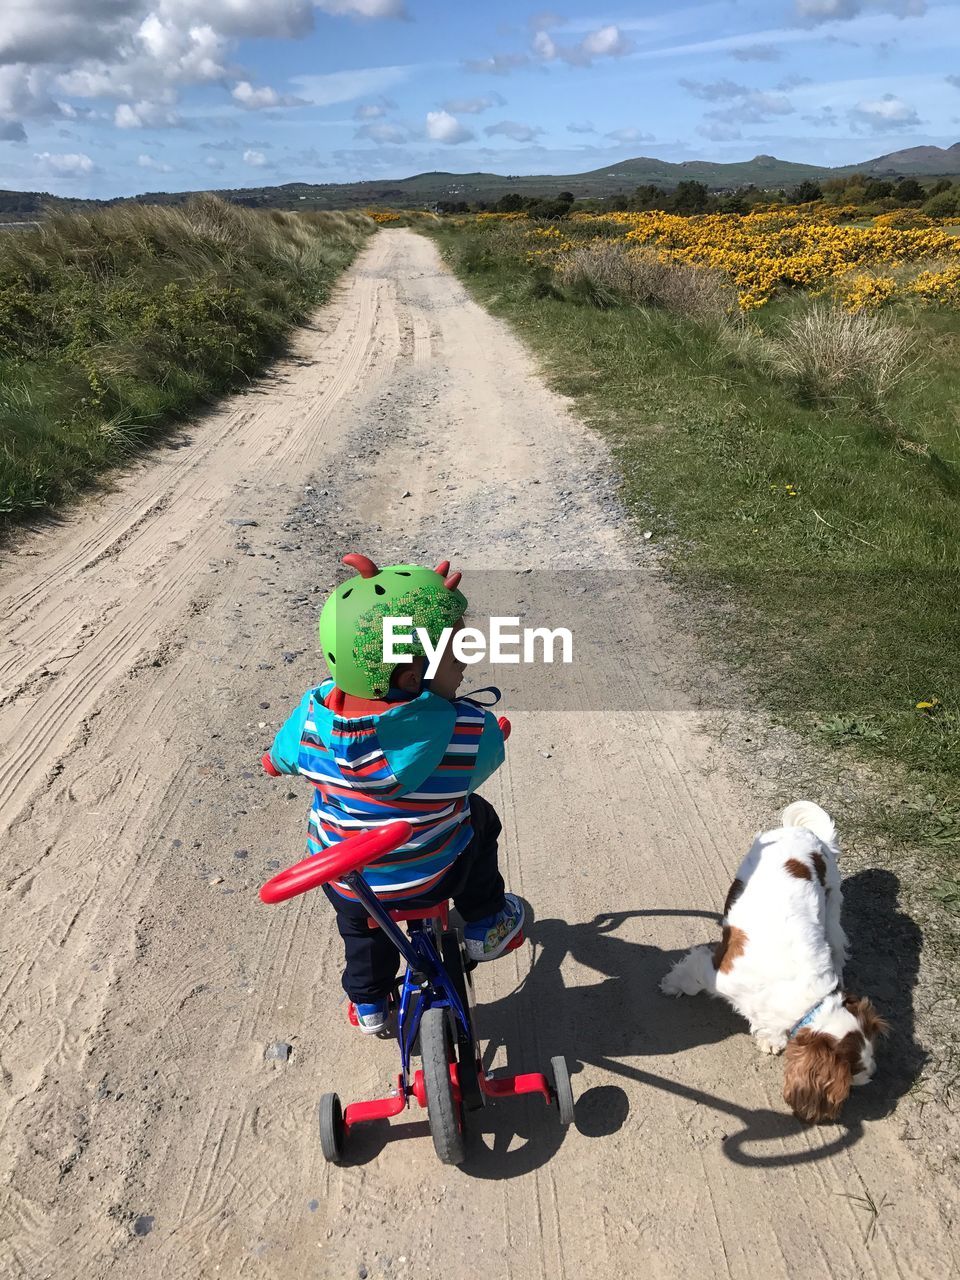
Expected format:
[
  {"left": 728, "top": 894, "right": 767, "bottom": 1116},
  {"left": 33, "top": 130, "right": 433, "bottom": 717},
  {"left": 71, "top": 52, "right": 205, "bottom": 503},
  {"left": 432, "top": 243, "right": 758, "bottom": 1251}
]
[
  {"left": 838, "top": 868, "right": 927, "bottom": 1120},
  {"left": 467, "top": 871, "right": 924, "bottom": 1172}
]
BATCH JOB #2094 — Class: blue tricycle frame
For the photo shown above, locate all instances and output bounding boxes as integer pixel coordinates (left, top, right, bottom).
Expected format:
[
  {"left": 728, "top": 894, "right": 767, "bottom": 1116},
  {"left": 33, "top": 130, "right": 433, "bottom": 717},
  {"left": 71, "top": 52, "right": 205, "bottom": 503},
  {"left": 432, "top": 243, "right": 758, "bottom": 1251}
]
[{"left": 260, "top": 816, "right": 575, "bottom": 1165}]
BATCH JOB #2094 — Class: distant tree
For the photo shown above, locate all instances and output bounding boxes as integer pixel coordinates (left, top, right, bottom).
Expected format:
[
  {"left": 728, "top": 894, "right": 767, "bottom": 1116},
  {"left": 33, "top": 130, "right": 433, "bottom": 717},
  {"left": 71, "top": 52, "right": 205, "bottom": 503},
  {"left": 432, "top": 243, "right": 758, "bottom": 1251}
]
[
  {"left": 670, "top": 180, "right": 711, "bottom": 214},
  {"left": 526, "top": 197, "right": 574, "bottom": 220},
  {"left": 495, "top": 192, "right": 524, "bottom": 213},
  {"left": 630, "top": 183, "right": 667, "bottom": 211},
  {"left": 894, "top": 177, "right": 924, "bottom": 204},
  {"left": 719, "top": 188, "right": 751, "bottom": 214},
  {"left": 791, "top": 179, "right": 823, "bottom": 204},
  {"left": 931, "top": 178, "right": 953, "bottom": 195},
  {"left": 922, "top": 186, "right": 960, "bottom": 217},
  {"left": 556, "top": 191, "right": 575, "bottom": 205},
  {"left": 863, "top": 179, "right": 893, "bottom": 201}
]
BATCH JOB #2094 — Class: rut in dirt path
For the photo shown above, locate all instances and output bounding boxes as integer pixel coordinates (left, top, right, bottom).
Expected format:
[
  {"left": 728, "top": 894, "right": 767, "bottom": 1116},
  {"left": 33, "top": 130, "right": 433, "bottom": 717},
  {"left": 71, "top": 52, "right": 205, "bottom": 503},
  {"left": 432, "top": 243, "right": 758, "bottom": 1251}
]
[{"left": 0, "top": 229, "right": 953, "bottom": 1280}]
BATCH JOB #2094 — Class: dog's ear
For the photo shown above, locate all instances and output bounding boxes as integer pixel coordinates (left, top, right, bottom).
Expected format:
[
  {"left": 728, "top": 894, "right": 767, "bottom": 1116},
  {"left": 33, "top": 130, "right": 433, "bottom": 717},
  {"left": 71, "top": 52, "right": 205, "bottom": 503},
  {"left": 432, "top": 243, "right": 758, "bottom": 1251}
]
[
  {"left": 783, "top": 1030, "right": 855, "bottom": 1123},
  {"left": 843, "top": 994, "right": 890, "bottom": 1041}
]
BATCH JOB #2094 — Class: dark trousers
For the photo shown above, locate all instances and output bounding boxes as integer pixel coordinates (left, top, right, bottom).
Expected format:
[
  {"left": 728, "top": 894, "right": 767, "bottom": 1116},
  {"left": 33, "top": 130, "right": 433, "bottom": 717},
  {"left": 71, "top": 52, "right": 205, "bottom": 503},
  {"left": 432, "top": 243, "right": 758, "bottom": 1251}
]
[{"left": 323, "top": 794, "right": 506, "bottom": 1002}]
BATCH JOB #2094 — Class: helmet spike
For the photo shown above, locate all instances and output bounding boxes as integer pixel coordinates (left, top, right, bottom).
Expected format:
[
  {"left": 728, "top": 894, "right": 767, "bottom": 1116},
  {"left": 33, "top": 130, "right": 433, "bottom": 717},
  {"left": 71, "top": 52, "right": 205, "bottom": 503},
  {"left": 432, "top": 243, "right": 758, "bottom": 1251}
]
[
  {"left": 434, "top": 560, "right": 450, "bottom": 577},
  {"left": 342, "top": 553, "right": 379, "bottom": 579},
  {"left": 444, "top": 571, "right": 462, "bottom": 591}
]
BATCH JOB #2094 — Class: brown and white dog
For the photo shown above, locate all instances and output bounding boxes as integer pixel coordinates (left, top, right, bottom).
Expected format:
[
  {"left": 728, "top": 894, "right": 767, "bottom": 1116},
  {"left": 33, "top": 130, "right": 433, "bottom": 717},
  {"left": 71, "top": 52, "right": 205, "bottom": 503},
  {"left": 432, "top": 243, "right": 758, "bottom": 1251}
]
[{"left": 660, "top": 802, "right": 888, "bottom": 1123}]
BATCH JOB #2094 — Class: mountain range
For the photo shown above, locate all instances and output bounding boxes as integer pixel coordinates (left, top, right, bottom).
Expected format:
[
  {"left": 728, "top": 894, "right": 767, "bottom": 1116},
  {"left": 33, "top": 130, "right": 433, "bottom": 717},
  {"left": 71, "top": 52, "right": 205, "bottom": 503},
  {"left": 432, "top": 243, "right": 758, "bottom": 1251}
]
[{"left": 2, "top": 142, "right": 959, "bottom": 218}]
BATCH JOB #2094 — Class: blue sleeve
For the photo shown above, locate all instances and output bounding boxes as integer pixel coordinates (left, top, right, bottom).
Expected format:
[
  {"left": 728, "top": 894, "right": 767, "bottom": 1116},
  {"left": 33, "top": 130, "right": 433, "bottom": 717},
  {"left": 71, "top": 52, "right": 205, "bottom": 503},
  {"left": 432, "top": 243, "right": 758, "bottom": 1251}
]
[
  {"left": 467, "top": 711, "right": 505, "bottom": 794},
  {"left": 269, "top": 688, "right": 315, "bottom": 775}
]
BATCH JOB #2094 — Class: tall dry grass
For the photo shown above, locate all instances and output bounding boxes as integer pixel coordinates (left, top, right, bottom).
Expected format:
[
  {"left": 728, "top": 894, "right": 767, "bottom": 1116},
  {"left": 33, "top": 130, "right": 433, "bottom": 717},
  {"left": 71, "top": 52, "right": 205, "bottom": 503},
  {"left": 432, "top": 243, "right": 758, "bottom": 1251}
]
[
  {"left": 554, "top": 241, "right": 735, "bottom": 322},
  {"left": 0, "top": 198, "right": 374, "bottom": 522},
  {"left": 761, "top": 302, "right": 919, "bottom": 413}
]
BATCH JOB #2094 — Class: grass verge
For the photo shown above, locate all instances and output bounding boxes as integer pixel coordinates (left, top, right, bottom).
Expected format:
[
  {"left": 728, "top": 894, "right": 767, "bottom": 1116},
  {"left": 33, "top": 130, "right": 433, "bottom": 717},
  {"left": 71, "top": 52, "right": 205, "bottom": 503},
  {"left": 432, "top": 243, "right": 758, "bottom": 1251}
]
[
  {"left": 0, "top": 198, "right": 374, "bottom": 526},
  {"left": 428, "top": 221, "right": 960, "bottom": 916}
]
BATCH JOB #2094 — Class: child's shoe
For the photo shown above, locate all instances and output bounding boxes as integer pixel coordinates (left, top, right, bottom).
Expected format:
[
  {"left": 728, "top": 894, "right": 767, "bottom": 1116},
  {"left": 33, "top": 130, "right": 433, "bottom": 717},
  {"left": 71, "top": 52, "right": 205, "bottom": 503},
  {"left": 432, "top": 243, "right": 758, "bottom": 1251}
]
[
  {"left": 354, "top": 999, "right": 389, "bottom": 1035},
  {"left": 464, "top": 894, "right": 525, "bottom": 962}
]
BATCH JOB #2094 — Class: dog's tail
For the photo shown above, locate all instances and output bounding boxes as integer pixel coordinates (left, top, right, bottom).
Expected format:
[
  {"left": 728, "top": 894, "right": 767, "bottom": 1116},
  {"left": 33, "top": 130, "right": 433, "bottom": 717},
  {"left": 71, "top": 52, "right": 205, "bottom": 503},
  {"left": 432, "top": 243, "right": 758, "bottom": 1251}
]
[{"left": 781, "top": 800, "right": 837, "bottom": 846}]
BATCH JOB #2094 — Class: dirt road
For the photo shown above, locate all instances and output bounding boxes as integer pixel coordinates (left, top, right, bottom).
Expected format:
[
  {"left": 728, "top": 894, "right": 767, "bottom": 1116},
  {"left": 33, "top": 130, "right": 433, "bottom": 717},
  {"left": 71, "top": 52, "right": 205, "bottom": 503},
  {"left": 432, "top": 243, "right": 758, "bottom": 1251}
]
[{"left": 1, "top": 229, "right": 955, "bottom": 1279}]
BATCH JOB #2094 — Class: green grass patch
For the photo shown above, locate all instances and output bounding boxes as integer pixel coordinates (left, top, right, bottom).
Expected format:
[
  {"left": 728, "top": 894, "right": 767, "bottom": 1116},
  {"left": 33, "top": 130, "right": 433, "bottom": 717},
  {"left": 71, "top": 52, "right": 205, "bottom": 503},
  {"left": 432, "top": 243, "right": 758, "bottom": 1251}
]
[
  {"left": 0, "top": 199, "right": 374, "bottom": 525},
  {"left": 429, "top": 221, "right": 960, "bottom": 890}
]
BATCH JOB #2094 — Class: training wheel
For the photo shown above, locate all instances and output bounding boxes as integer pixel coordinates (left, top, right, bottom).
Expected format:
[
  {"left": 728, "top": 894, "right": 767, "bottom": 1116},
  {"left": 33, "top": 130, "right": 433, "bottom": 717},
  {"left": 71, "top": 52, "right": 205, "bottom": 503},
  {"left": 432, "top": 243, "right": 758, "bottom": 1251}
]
[
  {"left": 319, "top": 1092, "right": 346, "bottom": 1164},
  {"left": 550, "top": 1056, "right": 575, "bottom": 1128}
]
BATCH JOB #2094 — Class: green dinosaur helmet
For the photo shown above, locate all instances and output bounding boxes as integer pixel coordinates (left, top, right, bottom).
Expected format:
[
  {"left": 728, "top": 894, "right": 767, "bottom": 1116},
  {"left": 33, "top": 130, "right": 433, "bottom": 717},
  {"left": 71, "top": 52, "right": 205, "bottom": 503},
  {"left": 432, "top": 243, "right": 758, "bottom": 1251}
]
[{"left": 317, "top": 553, "right": 468, "bottom": 698}]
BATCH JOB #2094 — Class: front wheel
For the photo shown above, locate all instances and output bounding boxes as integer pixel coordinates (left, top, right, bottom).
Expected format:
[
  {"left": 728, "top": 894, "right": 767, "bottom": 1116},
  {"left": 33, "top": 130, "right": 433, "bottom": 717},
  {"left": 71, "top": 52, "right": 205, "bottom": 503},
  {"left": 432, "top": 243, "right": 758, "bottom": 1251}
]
[
  {"left": 550, "top": 1056, "right": 575, "bottom": 1128},
  {"left": 319, "top": 1092, "right": 346, "bottom": 1164},
  {"left": 420, "top": 1007, "right": 466, "bottom": 1165}
]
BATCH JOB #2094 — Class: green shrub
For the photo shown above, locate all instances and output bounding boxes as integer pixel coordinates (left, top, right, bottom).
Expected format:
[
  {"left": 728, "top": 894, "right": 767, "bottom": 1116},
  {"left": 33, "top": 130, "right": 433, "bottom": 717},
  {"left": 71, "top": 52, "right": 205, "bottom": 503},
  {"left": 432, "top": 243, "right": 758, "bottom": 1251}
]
[{"left": 0, "top": 199, "right": 374, "bottom": 522}]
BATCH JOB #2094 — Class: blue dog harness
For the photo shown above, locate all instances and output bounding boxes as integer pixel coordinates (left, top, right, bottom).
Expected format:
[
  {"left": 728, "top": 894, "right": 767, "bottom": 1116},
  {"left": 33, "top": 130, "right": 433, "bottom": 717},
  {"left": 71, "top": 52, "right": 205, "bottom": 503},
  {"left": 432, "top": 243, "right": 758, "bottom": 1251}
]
[{"left": 788, "top": 985, "right": 841, "bottom": 1039}]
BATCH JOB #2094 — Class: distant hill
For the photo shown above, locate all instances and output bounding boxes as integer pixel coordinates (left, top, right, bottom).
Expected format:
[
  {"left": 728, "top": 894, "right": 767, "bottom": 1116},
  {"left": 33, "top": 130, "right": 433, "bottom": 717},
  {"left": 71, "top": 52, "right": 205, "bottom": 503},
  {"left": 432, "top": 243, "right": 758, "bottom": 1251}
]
[
  {"left": 2, "top": 142, "right": 959, "bottom": 218},
  {"left": 839, "top": 142, "right": 960, "bottom": 177},
  {"left": 129, "top": 154, "right": 842, "bottom": 212}
]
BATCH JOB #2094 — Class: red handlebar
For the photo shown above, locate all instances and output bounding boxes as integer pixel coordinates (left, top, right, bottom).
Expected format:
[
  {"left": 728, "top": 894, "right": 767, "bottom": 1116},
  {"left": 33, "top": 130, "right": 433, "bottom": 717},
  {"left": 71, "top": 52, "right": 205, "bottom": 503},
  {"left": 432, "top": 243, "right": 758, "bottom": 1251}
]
[
  {"left": 498, "top": 716, "right": 511, "bottom": 741},
  {"left": 261, "top": 751, "right": 281, "bottom": 778},
  {"left": 259, "top": 820, "right": 413, "bottom": 904}
]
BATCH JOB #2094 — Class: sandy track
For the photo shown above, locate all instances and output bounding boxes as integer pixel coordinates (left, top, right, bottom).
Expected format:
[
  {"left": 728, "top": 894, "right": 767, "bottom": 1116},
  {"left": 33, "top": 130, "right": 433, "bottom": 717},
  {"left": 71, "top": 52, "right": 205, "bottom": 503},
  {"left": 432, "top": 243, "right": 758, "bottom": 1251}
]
[{"left": 0, "top": 229, "right": 955, "bottom": 1280}]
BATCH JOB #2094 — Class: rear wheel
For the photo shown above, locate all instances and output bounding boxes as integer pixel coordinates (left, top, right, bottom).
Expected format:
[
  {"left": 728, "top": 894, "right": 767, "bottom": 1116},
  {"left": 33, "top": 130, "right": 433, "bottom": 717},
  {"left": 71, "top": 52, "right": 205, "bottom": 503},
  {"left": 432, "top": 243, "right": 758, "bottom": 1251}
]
[
  {"left": 420, "top": 1007, "right": 466, "bottom": 1165},
  {"left": 440, "top": 930, "right": 482, "bottom": 1111},
  {"left": 319, "top": 1092, "right": 346, "bottom": 1164},
  {"left": 550, "top": 1056, "right": 575, "bottom": 1128}
]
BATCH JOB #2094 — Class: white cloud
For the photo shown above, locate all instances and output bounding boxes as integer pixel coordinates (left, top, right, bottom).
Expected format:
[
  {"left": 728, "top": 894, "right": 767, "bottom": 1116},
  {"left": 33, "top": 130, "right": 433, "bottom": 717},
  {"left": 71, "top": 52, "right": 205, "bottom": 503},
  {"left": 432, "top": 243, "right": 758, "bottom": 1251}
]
[
  {"left": 355, "top": 120, "right": 407, "bottom": 143},
  {"left": 849, "top": 92, "right": 921, "bottom": 131},
  {"left": 697, "top": 120, "right": 743, "bottom": 142},
  {"left": 243, "top": 147, "right": 267, "bottom": 165},
  {"left": 947, "top": 74, "right": 960, "bottom": 90},
  {"left": 354, "top": 100, "right": 395, "bottom": 119},
  {"left": 532, "top": 30, "right": 557, "bottom": 60},
  {"left": 0, "top": 1, "right": 406, "bottom": 144},
  {"left": 232, "top": 81, "right": 281, "bottom": 109},
  {"left": 232, "top": 80, "right": 305, "bottom": 110},
  {"left": 680, "top": 78, "right": 751, "bottom": 102},
  {"left": 567, "top": 121, "right": 596, "bottom": 133},
  {"left": 441, "top": 93, "right": 505, "bottom": 114},
  {"left": 532, "top": 22, "right": 633, "bottom": 67},
  {"left": 291, "top": 65, "right": 413, "bottom": 106},
  {"left": 680, "top": 77, "right": 795, "bottom": 126},
  {"left": 315, "top": 0, "right": 407, "bottom": 15},
  {"left": 581, "top": 25, "right": 632, "bottom": 59},
  {"left": 34, "top": 149, "right": 96, "bottom": 175},
  {"left": 425, "top": 109, "right": 473, "bottom": 144},
  {"left": 115, "top": 98, "right": 181, "bottom": 128},
  {"left": 0, "top": 63, "right": 62, "bottom": 133},
  {"left": 804, "top": 105, "right": 840, "bottom": 126},
  {"left": 483, "top": 119, "right": 544, "bottom": 142},
  {"left": 730, "top": 44, "right": 781, "bottom": 62},
  {"left": 1, "top": 120, "right": 28, "bottom": 140},
  {"left": 138, "top": 152, "right": 172, "bottom": 171},
  {"left": 794, "top": 0, "right": 926, "bottom": 23},
  {"left": 463, "top": 53, "right": 530, "bottom": 75},
  {"left": 606, "top": 127, "right": 655, "bottom": 144}
]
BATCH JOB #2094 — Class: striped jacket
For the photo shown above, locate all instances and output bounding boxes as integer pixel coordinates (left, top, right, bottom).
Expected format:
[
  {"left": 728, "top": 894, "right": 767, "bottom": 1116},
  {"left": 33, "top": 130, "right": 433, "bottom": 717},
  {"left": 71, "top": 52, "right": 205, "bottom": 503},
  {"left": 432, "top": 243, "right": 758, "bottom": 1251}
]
[{"left": 268, "top": 681, "right": 505, "bottom": 900}]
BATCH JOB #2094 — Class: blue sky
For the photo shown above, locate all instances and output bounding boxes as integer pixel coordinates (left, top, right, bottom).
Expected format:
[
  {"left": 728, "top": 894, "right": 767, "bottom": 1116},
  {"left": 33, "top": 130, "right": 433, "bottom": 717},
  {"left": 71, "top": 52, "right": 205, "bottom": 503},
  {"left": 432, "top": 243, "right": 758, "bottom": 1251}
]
[{"left": 1, "top": 0, "right": 959, "bottom": 197}]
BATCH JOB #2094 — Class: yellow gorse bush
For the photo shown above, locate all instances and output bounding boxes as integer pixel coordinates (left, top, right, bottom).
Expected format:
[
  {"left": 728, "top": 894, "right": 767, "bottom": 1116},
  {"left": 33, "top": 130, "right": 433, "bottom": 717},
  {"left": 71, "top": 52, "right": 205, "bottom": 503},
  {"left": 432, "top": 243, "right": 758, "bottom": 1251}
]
[
  {"left": 460, "top": 204, "right": 958, "bottom": 311},
  {"left": 615, "top": 207, "right": 958, "bottom": 309}
]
